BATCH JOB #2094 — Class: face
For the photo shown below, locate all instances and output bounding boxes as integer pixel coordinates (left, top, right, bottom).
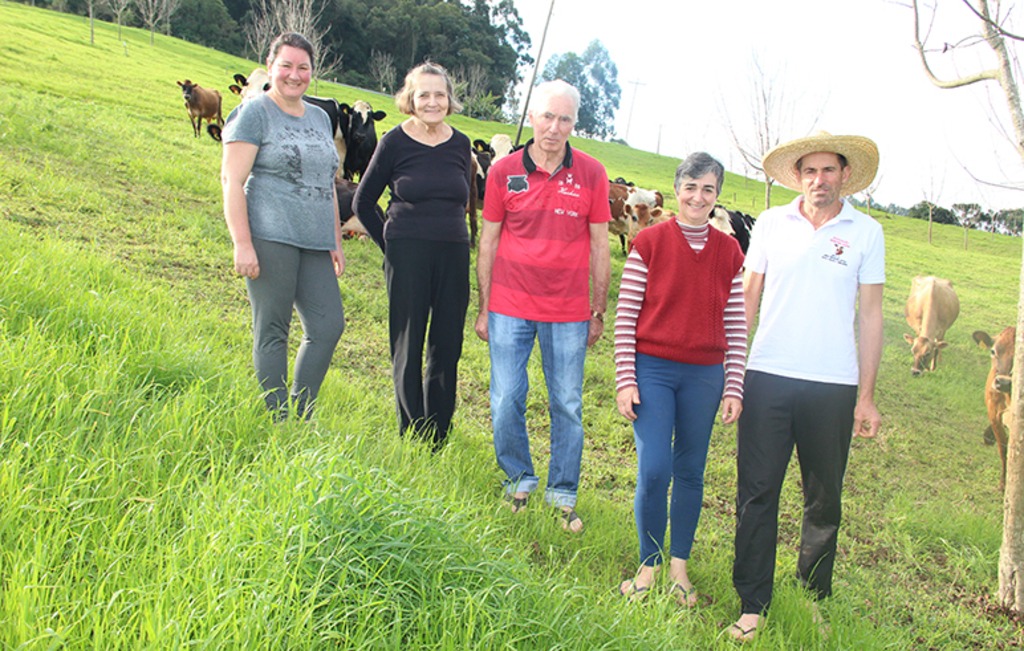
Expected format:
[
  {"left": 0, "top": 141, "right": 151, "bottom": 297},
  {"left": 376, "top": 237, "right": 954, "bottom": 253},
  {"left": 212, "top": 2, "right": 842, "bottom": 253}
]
[
  {"left": 798, "top": 151, "right": 851, "bottom": 210},
  {"left": 529, "top": 94, "right": 576, "bottom": 156},
  {"left": 267, "top": 45, "right": 312, "bottom": 99},
  {"left": 410, "top": 73, "right": 449, "bottom": 126},
  {"left": 674, "top": 172, "right": 719, "bottom": 226}
]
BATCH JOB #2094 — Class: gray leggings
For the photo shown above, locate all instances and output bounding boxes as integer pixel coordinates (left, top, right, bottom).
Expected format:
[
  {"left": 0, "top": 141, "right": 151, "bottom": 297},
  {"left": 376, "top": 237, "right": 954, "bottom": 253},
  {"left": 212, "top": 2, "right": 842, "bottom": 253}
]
[{"left": 246, "top": 238, "right": 345, "bottom": 419}]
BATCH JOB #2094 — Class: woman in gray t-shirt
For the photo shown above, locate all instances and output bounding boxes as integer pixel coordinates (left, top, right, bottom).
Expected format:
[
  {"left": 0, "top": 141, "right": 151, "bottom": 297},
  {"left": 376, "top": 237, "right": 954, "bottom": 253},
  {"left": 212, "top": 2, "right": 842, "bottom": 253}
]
[{"left": 220, "top": 32, "right": 345, "bottom": 421}]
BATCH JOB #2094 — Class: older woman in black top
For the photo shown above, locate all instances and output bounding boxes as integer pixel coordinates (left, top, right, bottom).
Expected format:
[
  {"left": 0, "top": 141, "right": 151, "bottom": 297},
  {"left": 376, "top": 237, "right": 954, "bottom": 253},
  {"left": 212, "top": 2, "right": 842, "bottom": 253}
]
[{"left": 354, "top": 62, "right": 473, "bottom": 450}]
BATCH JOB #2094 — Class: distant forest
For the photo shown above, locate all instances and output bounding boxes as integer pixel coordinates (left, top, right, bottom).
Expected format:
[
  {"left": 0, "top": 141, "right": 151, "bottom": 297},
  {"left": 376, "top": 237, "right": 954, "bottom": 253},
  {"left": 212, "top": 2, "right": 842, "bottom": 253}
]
[{"left": 27, "top": 0, "right": 532, "bottom": 113}]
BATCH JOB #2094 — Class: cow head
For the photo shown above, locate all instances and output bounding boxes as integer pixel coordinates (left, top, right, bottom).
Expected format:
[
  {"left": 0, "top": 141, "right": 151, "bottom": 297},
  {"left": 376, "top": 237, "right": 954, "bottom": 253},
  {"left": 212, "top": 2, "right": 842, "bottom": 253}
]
[
  {"left": 177, "top": 79, "right": 197, "bottom": 100},
  {"left": 229, "top": 69, "right": 271, "bottom": 103},
  {"left": 974, "top": 327, "right": 1016, "bottom": 393},
  {"left": 346, "top": 100, "right": 387, "bottom": 146},
  {"left": 904, "top": 334, "right": 949, "bottom": 375}
]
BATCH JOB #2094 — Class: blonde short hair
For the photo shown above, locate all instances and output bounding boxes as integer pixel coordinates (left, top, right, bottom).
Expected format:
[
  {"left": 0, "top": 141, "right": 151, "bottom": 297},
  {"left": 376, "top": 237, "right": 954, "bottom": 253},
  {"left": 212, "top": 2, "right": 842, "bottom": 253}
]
[{"left": 395, "top": 62, "right": 463, "bottom": 115}]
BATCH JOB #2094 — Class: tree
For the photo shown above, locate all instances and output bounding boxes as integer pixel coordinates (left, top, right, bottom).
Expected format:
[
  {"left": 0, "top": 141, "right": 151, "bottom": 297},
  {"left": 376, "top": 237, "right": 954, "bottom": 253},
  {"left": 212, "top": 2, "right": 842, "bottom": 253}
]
[
  {"left": 541, "top": 40, "right": 621, "bottom": 140},
  {"left": 860, "top": 171, "right": 885, "bottom": 218},
  {"left": 908, "top": 201, "right": 956, "bottom": 225},
  {"left": 171, "top": 0, "right": 245, "bottom": 56},
  {"left": 245, "top": 0, "right": 341, "bottom": 89},
  {"left": 368, "top": 48, "right": 396, "bottom": 94},
  {"left": 922, "top": 166, "right": 945, "bottom": 244},
  {"left": 721, "top": 53, "right": 829, "bottom": 210},
  {"left": 162, "top": 0, "right": 182, "bottom": 36},
  {"left": 100, "top": 0, "right": 132, "bottom": 41},
  {"left": 136, "top": 0, "right": 163, "bottom": 45},
  {"left": 951, "top": 202, "right": 983, "bottom": 248},
  {"left": 911, "top": 0, "right": 1024, "bottom": 610}
]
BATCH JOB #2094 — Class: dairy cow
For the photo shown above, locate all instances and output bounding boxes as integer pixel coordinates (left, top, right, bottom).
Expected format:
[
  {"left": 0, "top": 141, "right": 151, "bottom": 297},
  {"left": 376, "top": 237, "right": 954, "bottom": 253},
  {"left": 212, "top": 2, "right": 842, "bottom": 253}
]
[
  {"left": 904, "top": 276, "right": 960, "bottom": 375},
  {"left": 974, "top": 327, "right": 1015, "bottom": 491}
]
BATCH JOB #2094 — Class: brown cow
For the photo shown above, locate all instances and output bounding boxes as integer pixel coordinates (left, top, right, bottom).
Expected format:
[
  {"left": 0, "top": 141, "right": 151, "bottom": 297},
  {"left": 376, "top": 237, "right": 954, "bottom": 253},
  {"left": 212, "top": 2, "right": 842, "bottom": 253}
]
[
  {"left": 904, "top": 276, "right": 960, "bottom": 375},
  {"left": 973, "top": 327, "right": 1015, "bottom": 491},
  {"left": 177, "top": 80, "right": 223, "bottom": 139}
]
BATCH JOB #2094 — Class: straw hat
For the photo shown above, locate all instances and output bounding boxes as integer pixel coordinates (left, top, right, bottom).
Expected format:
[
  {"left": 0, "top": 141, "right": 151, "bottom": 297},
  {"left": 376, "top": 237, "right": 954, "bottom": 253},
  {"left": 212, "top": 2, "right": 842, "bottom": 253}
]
[{"left": 762, "top": 131, "right": 879, "bottom": 196}]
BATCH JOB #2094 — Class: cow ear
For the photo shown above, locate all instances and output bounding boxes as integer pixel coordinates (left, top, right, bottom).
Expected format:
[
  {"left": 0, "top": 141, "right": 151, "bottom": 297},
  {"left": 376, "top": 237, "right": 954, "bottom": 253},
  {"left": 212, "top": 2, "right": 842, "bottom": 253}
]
[
  {"left": 904, "top": 333, "right": 915, "bottom": 344},
  {"left": 372, "top": 110, "right": 387, "bottom": 121},
  {"left": 973, "top": 330, "right": 994, "bottom": 349},
  {"left": 234, "top": 74, "right": 247, "bottom": 85},
  {"left": 339, "top": 103, "right": 352, "bottom": 114},
  {"left": 229, "top": 85, "right": 242, "bottom": 95},
  {"left": 262, "top": 83, "right": 270, "bottom": 92},
  {"left": 936, "top": 341, "right": 949, "bottom": 349},
  {"left": 177, "top": 81, "right": 184, "bottom": 87}
]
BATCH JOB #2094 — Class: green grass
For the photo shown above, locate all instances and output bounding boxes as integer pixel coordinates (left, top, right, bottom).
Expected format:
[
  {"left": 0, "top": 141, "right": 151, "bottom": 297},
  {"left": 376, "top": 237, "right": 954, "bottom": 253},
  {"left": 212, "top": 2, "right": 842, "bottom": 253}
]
[{"left": 2, "top": 3, "right": 1024, "bottom": 648}]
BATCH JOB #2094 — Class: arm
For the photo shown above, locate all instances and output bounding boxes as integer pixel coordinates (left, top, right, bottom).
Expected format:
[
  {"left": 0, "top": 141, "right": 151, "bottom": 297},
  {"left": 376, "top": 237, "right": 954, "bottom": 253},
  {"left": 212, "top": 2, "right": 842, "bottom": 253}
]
[
  {"left": 614, "top": 248, "right": 647, "bottom": 421},
  {"left": 588, "top": 221, "right": 611, "bottom": 347},
  {"left": 854, "top": 283, "right": 884, "bottom": 438},
  {"left": 474, "top": 218, "right": 503, "bottom": 342},
  {"left": 721, "top": 269, "right": 748, "bottom": 424},
  {"left": 220, "top": 141, "right": 260, "bottom": 278},
  {"left": 352, "top": 134, "right": 391, "bottom": 253},
  {"left": 331, "top": 182, "right": 346, "bottom": 277},
  {"left": 743, "top": 269, "right": 765, "bottom": 335}
]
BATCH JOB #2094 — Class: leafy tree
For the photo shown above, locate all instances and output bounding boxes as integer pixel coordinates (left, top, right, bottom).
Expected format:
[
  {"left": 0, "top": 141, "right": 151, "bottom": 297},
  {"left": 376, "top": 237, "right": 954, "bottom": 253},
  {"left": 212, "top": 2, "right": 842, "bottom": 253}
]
[
  {"left": 542, "top": 39, "right": 620, "bottom": 140},
  {"left": 951, "top": 202, "right": 983, "bottom": 249},
  {"left": 171, "top": 0, "right": 245, "bottom": 56},
  {"left": 907, "top": 201, "right": 955, "bottom": 225}
]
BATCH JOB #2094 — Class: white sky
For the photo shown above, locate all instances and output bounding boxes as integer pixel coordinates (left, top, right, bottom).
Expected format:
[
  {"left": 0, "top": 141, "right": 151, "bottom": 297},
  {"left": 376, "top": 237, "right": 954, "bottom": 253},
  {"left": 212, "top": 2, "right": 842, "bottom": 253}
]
[{"left": 514, "top": 0, "right": 1023, "bottom": 211}]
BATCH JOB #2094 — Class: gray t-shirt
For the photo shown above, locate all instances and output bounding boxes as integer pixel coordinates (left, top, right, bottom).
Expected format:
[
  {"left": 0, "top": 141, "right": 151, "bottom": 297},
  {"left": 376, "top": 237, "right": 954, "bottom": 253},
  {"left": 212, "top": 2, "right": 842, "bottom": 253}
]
[{"left": 223, "top": 93, "right": 340, "bottom": 250}]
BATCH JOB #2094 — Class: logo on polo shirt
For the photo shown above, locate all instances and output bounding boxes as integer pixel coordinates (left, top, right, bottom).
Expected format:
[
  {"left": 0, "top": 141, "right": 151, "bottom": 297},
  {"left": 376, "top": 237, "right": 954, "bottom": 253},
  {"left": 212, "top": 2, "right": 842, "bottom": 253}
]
[
  {"left": 821, "top": 236, "right": 850, "bottom": 267},
  {"left": 507, "top": 175, "right": 529, "bottom": 193}
]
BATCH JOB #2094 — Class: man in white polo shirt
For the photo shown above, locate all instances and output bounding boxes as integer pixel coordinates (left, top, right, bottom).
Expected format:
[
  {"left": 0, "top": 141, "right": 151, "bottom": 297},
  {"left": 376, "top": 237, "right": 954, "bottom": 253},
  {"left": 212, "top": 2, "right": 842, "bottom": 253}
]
[{"left": 729, "top": 131, "right": 884, "bottom": 641}]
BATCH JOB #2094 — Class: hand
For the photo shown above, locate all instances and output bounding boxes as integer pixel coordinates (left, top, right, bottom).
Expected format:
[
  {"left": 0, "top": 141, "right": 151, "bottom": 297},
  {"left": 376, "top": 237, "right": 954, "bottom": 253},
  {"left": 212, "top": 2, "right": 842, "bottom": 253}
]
[
  {"left": 853, "top": 398, "right": 881, "bottom": 438},
  {"left": 234, "top": 242, "right": 260, "bottom": 279},
  {"left": 721, "top": 397, "right": 742, "bottom": 424},
  {"left": 617, "top": 386, "right": 640, "bottom": 421},
  {"left": 331, "top": 248, "right": 346, "bottom": 277},
  {"left": 474, "top": 311, "right": 489, "bottom": 342},
  {"left": 587, "top": 316, "right": 604, "bottom": 347}
]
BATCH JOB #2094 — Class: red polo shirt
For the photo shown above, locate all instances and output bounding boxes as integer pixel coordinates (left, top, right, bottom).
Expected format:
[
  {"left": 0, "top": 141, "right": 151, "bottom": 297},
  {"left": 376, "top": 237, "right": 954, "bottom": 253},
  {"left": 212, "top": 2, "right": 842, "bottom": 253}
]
[{"left": 482, "top": 141, "right": 611, "bottom": 322}]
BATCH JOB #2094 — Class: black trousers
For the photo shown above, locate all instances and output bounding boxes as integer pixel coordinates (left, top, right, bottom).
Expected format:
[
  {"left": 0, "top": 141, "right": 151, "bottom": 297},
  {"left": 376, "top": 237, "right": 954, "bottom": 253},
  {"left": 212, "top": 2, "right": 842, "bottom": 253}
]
[
  {"left": 384, "top": 238, "right": 470, "bottom": 449},
  {"left": 733, "top": 371, "right": 857, "bottom": 614}
]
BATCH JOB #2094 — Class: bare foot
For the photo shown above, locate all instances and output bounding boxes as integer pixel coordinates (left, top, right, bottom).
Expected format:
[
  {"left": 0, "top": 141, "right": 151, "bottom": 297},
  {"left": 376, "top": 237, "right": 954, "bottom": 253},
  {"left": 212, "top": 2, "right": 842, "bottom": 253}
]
[
  {"left": 728, "top": 614, "right": 760, "bottom": 642},
  {"left": 667, "top": 558, "right": 698, "bottom": 607},
  {"left": 618, "top": 565, "right": 658, "bottom": 601}
]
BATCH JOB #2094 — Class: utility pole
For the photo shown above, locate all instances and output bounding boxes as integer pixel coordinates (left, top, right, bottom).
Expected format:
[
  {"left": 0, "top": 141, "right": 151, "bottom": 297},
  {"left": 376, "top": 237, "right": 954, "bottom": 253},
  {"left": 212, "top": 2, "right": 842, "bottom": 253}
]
[
  {"left": 515, "top": 0, "right": 556, "bottom": 148},
  {"left": 623, "top": 79, "right": 645, "bottom": 142}
]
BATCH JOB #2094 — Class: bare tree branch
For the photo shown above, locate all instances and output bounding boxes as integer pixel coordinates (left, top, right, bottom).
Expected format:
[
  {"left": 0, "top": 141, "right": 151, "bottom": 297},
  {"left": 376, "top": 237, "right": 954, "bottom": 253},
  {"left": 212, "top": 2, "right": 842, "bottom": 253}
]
[
  {"left": 913, "top": 0, "right": 1000, "bottom": 87},
  {"left": 961, "top": 0, "right": 1024, "bottom": 41}
]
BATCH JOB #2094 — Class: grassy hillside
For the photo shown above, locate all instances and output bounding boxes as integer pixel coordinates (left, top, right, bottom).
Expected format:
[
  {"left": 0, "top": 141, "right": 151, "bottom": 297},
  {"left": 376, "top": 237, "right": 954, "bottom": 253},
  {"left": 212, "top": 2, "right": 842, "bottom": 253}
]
[{"left": 1, "top": 3, "right": 1023, "bottom": 648}]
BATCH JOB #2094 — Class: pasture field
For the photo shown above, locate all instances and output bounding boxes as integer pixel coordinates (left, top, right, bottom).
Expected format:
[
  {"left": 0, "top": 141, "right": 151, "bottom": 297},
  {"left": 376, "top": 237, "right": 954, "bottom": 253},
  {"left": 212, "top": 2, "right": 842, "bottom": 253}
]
[{"left": 1, "top": 3, "right": 1023, "bottom": 648}]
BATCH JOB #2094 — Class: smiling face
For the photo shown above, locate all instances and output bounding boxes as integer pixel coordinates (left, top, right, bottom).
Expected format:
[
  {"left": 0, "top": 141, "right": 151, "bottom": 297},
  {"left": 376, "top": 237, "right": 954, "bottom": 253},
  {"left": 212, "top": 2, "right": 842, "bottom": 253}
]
[
  {"left": 410, "top": 72, "right": 449, "bottom": 127},
  {"left": 674, "top": 172, "right": 720, "bottom": 226},
  {"left": 798, "top": 151, "right": 851, "bottom": 210},
  {"left": 529, "top": 94, "right": 576, "bottom": 156},
  {"left": 267, "top": 44, "right": 312, "bottom": 100}
]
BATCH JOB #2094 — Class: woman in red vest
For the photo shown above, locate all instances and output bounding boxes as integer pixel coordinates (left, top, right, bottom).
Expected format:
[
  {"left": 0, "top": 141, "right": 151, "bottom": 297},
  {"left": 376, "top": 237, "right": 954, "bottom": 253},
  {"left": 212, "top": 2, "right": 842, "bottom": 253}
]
[{"left": 613, "top": 152, "right": 747, "bottom": 605}]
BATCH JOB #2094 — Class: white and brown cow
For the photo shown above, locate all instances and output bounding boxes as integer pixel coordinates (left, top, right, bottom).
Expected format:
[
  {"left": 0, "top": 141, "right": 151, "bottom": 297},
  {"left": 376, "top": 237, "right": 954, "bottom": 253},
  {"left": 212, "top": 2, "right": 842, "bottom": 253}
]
[
  {"left": 974, "top": 327, "right": 1015, "bottom": 491},
  {"left": 904, "top": 276, "right": 960, "bottom": 375},
  {"left": 608, "top": 182, "right": 664, "bottom": 253}
]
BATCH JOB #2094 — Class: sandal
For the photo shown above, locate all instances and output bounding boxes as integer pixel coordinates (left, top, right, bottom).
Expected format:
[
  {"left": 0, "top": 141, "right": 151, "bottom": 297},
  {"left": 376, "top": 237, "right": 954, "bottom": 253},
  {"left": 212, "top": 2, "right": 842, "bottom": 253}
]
[
  {"left": 728, "top": 622, "right": 758, "bottom": 642},
  {"left": 670, "top": 582, "right": 699, "bottom": 608},
  {"left": 504, "top": 493, "right": 528, "bottom": 513},
  {"left": 618, "top": 579, "right": 650, "bottom": 601},
  {"left": 560, "top": 507, "right": 583, "bottom": 533}
]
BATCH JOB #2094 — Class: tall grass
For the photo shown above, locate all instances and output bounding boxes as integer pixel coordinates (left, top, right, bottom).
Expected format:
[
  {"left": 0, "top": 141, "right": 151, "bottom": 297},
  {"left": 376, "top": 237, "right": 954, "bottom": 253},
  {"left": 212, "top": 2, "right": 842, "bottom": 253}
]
[{"left": 2, "top": 3, "right": 1024, "bottom": 648}]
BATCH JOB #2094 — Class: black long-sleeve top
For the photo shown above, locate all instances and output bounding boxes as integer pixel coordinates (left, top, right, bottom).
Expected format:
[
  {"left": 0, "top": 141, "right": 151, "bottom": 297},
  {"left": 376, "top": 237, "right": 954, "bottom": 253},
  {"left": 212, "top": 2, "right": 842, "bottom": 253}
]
[{"left": 353, "top": 124, "right": 473, "bottom": 251}]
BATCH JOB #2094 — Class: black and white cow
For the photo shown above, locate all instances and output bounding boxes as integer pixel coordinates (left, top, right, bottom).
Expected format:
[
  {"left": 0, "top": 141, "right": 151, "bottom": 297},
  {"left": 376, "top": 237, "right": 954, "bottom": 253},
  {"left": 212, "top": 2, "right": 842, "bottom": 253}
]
[
  {"left": 341, "top": 100, "right": 387, "bottom": 181},
  {"left": 709, "top": 205, "right": 755, "bottom": 254}
]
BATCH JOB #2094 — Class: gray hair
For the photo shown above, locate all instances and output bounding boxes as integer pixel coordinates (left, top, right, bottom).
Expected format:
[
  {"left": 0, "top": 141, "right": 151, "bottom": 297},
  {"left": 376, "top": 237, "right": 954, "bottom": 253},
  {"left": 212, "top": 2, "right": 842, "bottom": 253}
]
[
  {"left": 530, "top": 80, "right": 580, "bottom": 122},
  {"left": 395, "top": 61, "right": 463, "bottom": 116},
  {"left": 674, "top": 152, "right": 725, "bottom": 195}
]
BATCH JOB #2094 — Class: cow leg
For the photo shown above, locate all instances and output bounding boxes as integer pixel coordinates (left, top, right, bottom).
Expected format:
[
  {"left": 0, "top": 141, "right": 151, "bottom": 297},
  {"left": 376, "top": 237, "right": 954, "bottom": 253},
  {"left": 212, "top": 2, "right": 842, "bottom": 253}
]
[
  {"left": 191, "top": 114, "right": 200, "bottom": 138},
  {"left": 993, "top": 418, "right": 1009, "bottom": 492},
  {"left": 619, "top": 234, "right": 626, "bottom": 254}
]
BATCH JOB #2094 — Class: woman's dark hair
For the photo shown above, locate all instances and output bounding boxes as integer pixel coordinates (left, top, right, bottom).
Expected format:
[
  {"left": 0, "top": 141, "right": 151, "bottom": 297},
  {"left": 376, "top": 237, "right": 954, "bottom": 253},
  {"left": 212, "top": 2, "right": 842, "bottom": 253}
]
[
  {"left": 267, "top": 33, "right": 315, "bottom": 69},
  {"left": 674, "top": 152, "right": 725, "bottom": 195}
]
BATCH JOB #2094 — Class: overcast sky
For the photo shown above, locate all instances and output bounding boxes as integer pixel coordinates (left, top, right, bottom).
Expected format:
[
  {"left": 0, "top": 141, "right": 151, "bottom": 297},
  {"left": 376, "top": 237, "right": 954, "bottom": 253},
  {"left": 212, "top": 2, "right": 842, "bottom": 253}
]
[{"left": 513, "top": 0, "right": 1023, "bottom": 211}]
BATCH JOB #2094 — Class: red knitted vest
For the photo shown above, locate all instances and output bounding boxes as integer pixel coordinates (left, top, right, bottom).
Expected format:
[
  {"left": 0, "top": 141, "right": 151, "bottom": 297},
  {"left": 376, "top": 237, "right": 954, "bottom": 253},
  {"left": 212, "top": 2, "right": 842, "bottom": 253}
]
[{"left": 632, "top": 221, "right": 745, "bottom": 365}]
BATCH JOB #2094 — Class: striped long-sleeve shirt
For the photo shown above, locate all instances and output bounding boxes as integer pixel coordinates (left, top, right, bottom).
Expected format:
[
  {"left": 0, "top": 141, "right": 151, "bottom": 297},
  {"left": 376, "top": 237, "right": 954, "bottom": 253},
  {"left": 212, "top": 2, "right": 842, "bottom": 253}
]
[{"left": 614, "top": 221, "right": 747, "bottom": 399}]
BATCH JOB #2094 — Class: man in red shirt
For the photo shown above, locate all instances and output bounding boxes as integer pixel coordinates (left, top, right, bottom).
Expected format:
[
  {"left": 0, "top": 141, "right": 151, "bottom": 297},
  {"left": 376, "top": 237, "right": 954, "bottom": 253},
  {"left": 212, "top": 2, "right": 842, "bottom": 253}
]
[{"left": 474, "top": 80, "right": 612, "bottom": 533}]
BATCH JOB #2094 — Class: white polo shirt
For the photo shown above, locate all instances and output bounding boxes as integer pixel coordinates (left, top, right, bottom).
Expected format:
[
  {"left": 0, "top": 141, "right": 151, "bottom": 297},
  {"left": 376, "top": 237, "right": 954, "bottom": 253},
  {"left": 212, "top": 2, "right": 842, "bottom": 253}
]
[{"left": 745, "top": 196, "right": 885, "bottom": 385}]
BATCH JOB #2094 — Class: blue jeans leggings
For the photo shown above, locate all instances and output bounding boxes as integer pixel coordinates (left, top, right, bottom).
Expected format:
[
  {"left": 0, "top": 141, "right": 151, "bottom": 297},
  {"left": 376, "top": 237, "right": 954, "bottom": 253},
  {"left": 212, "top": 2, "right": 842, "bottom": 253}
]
[{"left": 633, "top": 353, "right": 724, "bottom": 566}]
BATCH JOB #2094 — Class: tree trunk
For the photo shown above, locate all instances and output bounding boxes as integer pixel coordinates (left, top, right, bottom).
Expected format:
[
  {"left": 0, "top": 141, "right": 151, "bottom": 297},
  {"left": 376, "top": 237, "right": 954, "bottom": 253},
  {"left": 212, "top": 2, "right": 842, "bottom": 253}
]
[
  {"left": 964, "top": 224, "right": 969, "bottom": 250},
  {"left": 1001, "top": 248, "right": 1024, "bottom": 611},
  {"left": 89, "top": 4, "right": 94, "bottom": 45},
  {"left": 764, "top": 178, "right": 773, "bottom": 210},
  {"left": 928, "top": 205, "right": 934, "bottom": 244}
]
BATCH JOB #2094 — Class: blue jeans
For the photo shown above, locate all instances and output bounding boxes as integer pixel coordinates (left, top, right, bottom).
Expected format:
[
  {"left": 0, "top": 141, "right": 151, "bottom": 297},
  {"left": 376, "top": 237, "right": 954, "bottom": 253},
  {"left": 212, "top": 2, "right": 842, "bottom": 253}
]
[
  {"left": 633, "top": 354, "right": 724, "bottom": 566},
  {"left": 488, "top": 312, "right": 589, "bottom": 508}
]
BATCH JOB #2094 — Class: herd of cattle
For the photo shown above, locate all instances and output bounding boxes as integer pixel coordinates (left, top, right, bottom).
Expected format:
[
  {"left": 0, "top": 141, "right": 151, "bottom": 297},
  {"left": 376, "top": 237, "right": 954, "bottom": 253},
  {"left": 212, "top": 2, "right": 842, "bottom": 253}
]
[{"left": 177, "top": 75, "right": 1013, "bottom": 491}]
